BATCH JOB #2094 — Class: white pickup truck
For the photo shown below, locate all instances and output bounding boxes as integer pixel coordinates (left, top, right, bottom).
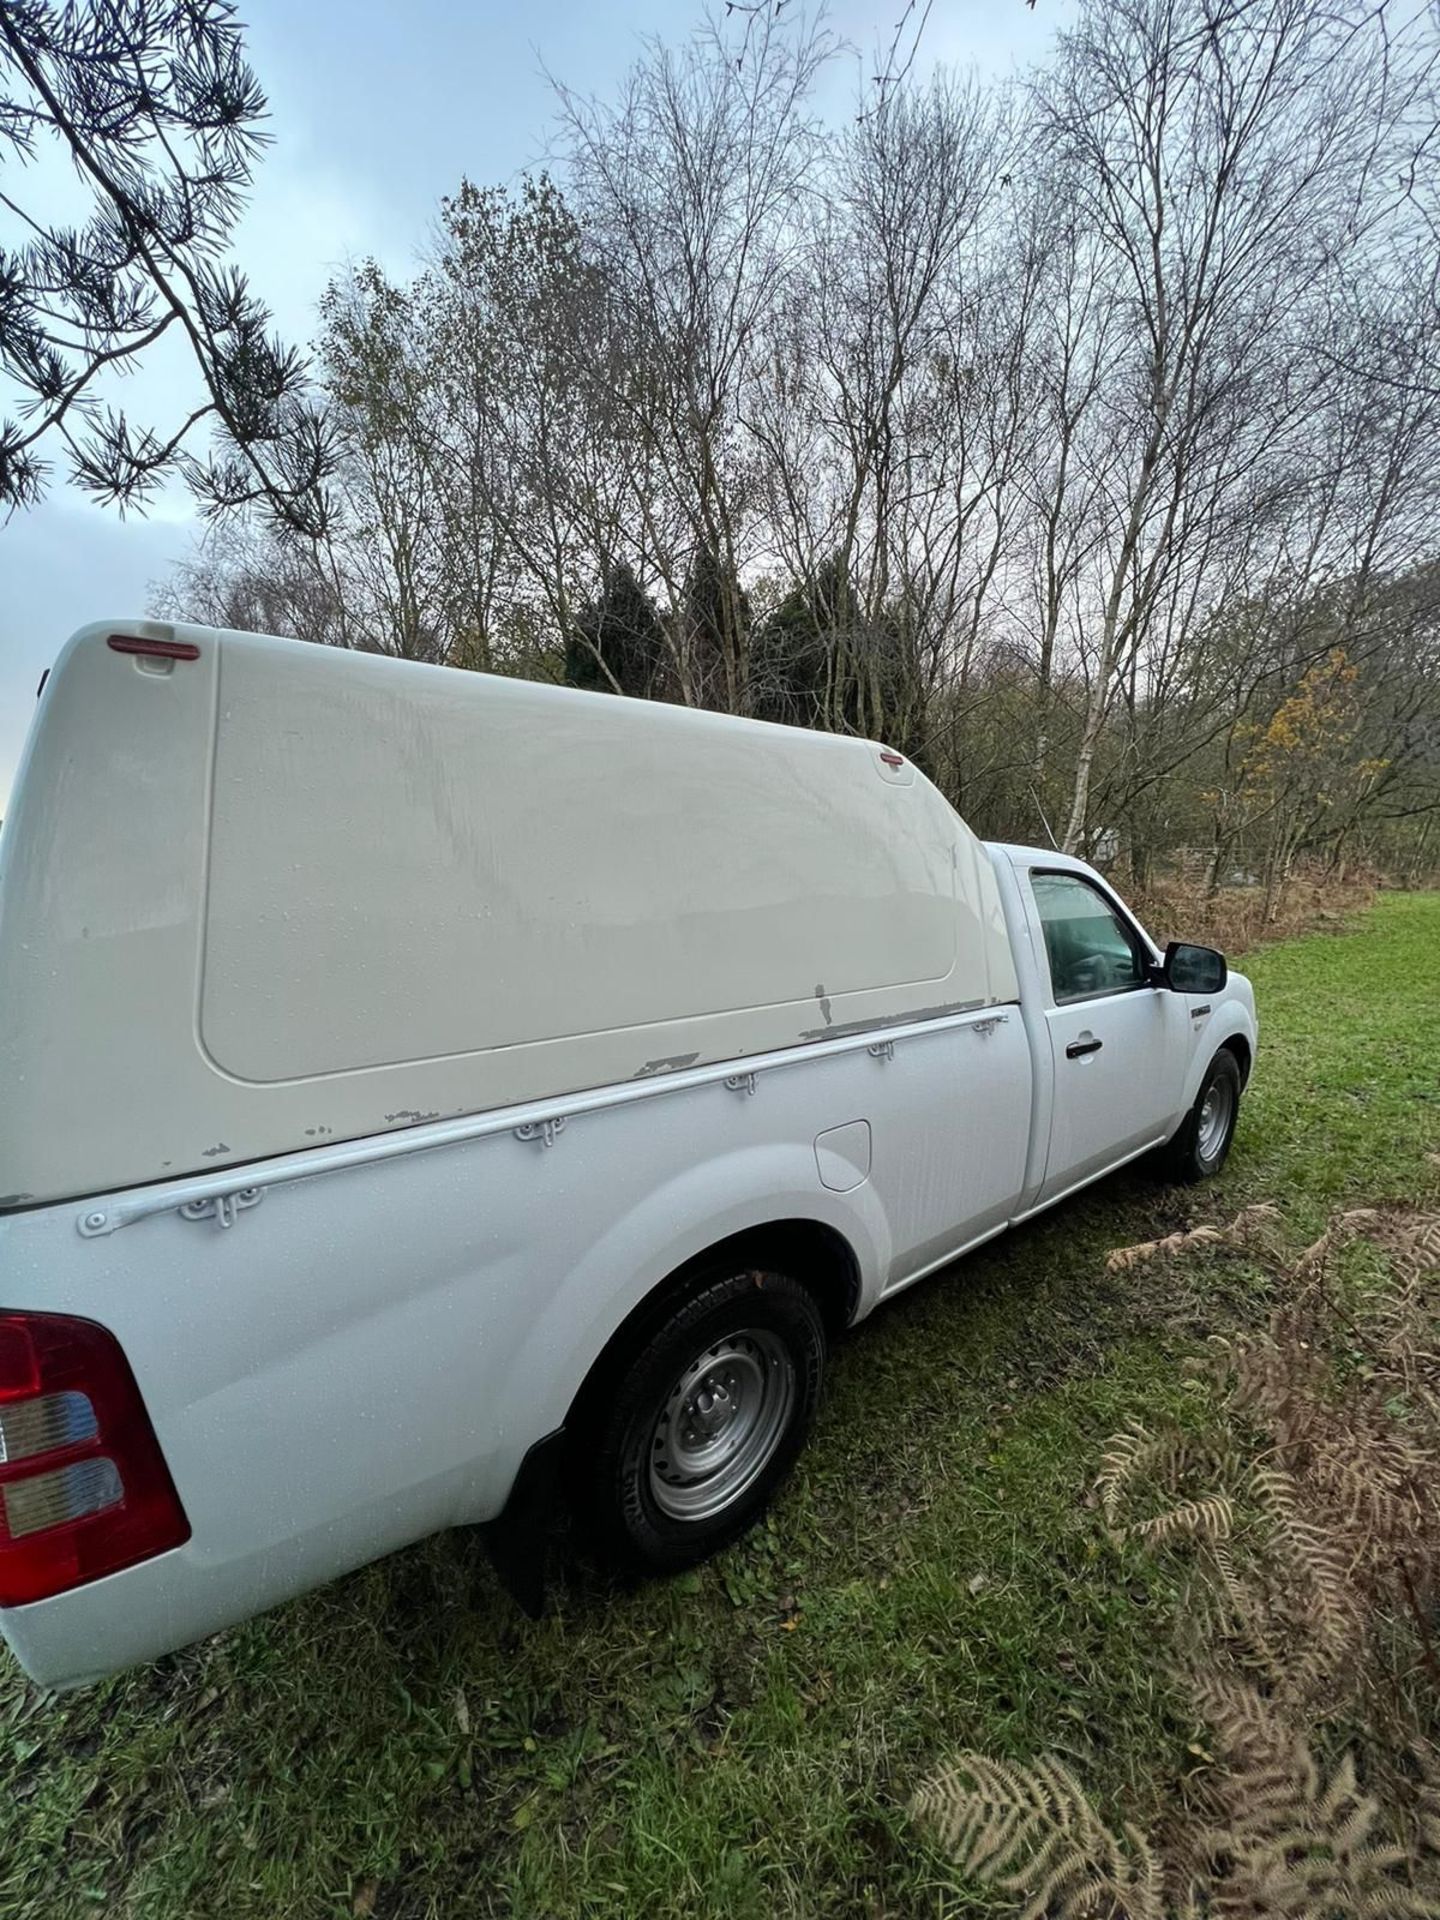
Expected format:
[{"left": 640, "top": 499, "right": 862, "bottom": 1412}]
[{"left": 0, "top": 623, "right": 1256, "bottom": 1687}]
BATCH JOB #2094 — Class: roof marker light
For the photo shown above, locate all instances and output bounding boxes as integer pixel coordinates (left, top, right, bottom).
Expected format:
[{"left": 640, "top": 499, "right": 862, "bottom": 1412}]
[
  {"left": 107, "top": 635, "right": 200, "bottom": 662},
  {"left": 880, "top": 751, "right": 905, "bottom": 768}
]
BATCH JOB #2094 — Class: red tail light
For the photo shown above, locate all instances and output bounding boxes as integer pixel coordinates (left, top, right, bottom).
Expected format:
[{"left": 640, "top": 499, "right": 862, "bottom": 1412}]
[{"left": 0, "top": 1313, "right": 189, "bottom": 1606}]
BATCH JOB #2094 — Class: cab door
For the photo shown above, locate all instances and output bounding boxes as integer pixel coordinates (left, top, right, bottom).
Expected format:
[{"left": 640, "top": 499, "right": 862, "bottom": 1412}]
[{"left": 1026, "top": 869, "right": 1188, "bottom": 1203}]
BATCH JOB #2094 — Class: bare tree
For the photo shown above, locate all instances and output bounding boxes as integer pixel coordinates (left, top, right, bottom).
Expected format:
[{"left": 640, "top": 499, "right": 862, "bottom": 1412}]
[
  {"left": 553, "top": 7, "right": 834, "bottom": 710},
  {"left": 160, "top": 0, "right": 1440, "bottom": 885},
  {"left": 1035, "top": 0, "right": 1418, "bottom": 852}
]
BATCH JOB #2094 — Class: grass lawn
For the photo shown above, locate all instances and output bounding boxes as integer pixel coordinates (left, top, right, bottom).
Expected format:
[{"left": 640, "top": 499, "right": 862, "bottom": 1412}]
[{"left": 3, "top": 894, "right": 1438, "bottom": 1920}]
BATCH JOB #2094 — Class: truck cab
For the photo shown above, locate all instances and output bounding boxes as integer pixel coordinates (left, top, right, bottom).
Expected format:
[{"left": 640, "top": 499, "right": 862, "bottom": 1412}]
[{"left": 988, "top": 845, "right": 1253, "bottom": 1213}]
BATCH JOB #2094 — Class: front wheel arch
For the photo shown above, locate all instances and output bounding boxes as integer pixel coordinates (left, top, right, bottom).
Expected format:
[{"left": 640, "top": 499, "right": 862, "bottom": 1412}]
[
  {"left": 1221, "top": 1034, "right": 1253, "bottom": 1086},
  {"left": 1164, "top": 1047, "right": 1243, "bottom": 1184}
]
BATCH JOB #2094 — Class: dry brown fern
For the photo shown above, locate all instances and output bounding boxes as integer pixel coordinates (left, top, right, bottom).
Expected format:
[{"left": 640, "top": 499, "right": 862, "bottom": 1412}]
[
  {"left": 1228, "top": 1201, "right": 1285, "bottom": 1241},
  {"left": 1185, "top": 1680, "right": 1440, "bottom": 1918},
  {"left": 1250, "top": 1467, "right": 1366, "bottom": 1691},
  {"left": 1184, "top": 1541, "right": 1289, "bottom": 1683},
  {"left": 1105, "top": 1206, "right": 1440, "bottom": 1708},
  {"left": 1106, "top": 1226, "right": 1227, "bottom": 1273},
  {"left": 1241, "top": 1268, "right": 1438, "bottom": 1609},
  {"left": 914, "top": 1207, "right": 1440, "bottom": 1917},
  {"left": 1363, "top": 1212, "right": 1440, "bottom": 1409},
  {"left": 1103, "top": 1204, "right": 1284, "bottom": 1277},
  {"left": 1218, "top": 1319, "right": 1331, "bottom": 1452},
  {"left": 1290, "top": 1207, "right": 1381, "bottom": 1283},
  {"left": 913, "top": 1724, "right": 1440, "bottom": 1919},
  {"left": 1375, "top": 1211, "right": 1440, "bottom": 1287},
  {"left": 1095, "top": 1421, "right": 1241, "bottom": 1549},
  {"left": 1127, "top": 1495, "right": 1236, "bottom": 1550},
  {"left": 1096, "top": 1423, "right": 1203, "bottom": 1527},
  {"left": 912, "top": 1752, "right": 1165, "bottom": 1920},
  {"left": 1187, "top": 1669, "right": 1292, "bottom": 1771},
  {"left": 1417, "top": 1745, "right": 1440, "bottom": 1857}
]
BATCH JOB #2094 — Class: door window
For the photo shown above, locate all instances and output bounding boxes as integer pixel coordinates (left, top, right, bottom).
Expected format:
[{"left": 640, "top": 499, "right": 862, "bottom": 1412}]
[{"left": 1031, "top": 872, "right": 1146, "bottom": 1004}]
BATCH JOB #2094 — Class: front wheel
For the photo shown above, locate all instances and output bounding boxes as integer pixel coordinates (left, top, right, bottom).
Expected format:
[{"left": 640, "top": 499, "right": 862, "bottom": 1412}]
[
  {"left": 1164, "top": 1048, "right": 1242, "bottom": 1183},
  {"left": 572, "top": 1265, "right": 826, "bottom": 1574}
]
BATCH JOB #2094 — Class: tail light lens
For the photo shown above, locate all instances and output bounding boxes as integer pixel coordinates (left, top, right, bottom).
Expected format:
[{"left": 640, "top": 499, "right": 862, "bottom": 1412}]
[{"left": 0, "top": 1313, "right": 189, "bottom": 1606}]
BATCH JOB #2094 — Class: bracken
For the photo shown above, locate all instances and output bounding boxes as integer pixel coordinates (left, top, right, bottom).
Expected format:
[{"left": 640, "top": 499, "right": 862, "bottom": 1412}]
[{"left": 913, "top": 1204, "right": 1440, "bottom": 1919}]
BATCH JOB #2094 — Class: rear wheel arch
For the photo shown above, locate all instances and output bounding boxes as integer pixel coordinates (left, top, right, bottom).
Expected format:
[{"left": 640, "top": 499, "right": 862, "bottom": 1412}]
[
  {"left": 566, "top": 1216, "right": 859, "bottom": 1436},
  {"left": 486, "top": 1223, "right": 856, "bottom": 1605},
  {"left": 565, "top": 1230, "right": 846, "bottom": 1572}
]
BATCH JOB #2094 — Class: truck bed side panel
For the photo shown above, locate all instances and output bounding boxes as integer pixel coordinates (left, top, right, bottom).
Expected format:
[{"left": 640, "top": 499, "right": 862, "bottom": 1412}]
[{"left": 0, "top": 1007, "right": 1029, "bottom": 1686}]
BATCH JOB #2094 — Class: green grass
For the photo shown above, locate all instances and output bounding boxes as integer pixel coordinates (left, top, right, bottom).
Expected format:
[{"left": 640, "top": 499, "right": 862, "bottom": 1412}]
[{"left": 4, "top": 894, "right": 1438, "bottom": 1920}]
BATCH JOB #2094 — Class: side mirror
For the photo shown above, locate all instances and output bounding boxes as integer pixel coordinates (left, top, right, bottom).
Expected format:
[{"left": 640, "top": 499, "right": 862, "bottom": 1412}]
[{"left": 1158, "top": 940, "right": 1227, "bottom": 994}]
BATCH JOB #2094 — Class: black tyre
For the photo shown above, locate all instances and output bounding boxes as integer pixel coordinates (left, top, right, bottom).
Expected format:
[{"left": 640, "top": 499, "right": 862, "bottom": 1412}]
[
  {"left": 1164, "top": 1048, "right": 1242, "bottom": 1184},
  {"left": 572, "top": 1264, "right": 826, "bottom": 1574}
]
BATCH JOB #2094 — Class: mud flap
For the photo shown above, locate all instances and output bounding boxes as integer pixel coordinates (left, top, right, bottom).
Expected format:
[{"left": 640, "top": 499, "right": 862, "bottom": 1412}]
[{"left": 482, "top": 1427, "right": 566, "bottom": 1618}]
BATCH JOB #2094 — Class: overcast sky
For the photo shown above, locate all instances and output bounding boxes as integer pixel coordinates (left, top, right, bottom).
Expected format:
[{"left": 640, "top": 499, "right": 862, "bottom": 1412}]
[{"left": 0, "top": 0, "right": 1070, "bottom": 806}]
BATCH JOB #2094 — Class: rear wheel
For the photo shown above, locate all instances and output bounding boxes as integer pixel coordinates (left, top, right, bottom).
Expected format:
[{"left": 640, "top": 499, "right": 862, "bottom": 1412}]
[
  {"left": 572, "top": 1264, "right": 826, "bottom": 1574},
  {"left": 1164, "top": 1048, "right": 1242, "bottom": 1183}
]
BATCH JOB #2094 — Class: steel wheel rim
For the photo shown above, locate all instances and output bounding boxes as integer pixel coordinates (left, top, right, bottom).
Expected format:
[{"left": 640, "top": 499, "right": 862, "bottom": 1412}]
[
  {"left": 1197, "top": 1076, "right": 1235, "bottom": 1160},
  {"left": 648, "top": 1329, "right": 796, "bottom": 1522}
]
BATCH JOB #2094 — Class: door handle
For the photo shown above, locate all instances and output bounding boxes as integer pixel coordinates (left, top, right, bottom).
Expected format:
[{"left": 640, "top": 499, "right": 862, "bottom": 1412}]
[{"left": 1066, "top": 1037, "right": 1103, "bottom": 1059}]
